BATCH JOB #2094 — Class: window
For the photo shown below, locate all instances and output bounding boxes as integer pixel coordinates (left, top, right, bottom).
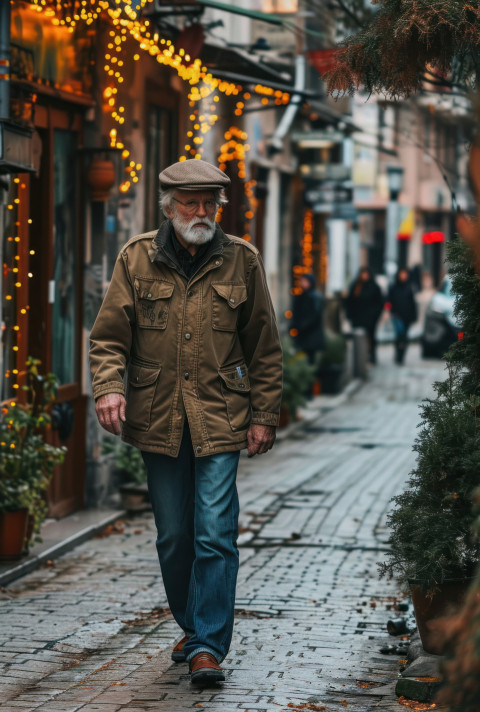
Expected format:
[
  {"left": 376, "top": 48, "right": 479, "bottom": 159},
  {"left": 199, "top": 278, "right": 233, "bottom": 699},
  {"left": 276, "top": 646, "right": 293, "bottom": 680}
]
[{"left": 145, "top": 105, "right": 177, "bottom": 231}]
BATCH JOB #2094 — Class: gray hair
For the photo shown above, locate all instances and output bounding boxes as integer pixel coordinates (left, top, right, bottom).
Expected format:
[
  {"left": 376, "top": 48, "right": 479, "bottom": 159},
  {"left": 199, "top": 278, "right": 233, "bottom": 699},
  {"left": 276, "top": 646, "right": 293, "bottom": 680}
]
[{"left": 159, "top": 187, "right": 228, "bottom": 218}]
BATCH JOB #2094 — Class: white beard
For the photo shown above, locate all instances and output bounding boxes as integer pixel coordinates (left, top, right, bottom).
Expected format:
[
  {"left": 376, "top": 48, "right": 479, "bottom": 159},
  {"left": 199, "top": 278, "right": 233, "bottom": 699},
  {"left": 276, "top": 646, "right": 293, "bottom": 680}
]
[{"left": 171, "top": 211, "right": 216, "bottom": 246}]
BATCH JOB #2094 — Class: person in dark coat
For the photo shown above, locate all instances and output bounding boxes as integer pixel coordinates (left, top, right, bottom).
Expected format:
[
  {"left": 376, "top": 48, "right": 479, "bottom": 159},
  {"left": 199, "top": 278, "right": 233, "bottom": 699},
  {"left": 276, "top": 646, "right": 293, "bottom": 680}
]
[
  {"left": 345, "top": 267, "right": 384, "bottom": 364},
  {"left": 388, "top": 268, "right": 418, "bottom": 365},
  {"left": 292, "top": 273, "right": 325, "bottom": 369}
]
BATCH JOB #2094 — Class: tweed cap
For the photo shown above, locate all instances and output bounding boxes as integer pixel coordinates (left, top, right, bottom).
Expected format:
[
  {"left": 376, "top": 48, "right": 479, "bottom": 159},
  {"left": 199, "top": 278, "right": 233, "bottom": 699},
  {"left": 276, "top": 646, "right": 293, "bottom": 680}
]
[{"left": 159, "top": 159, "right": 230, "bottom": 191}]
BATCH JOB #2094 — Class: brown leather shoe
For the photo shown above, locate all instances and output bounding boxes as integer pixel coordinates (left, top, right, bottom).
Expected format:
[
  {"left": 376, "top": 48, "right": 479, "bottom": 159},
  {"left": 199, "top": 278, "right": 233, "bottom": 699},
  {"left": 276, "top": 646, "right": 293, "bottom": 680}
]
[
  {"left": 189, "top": 652, "right": 225, "bottom": 684},
  {"left": 171, "top": 635, "right": 190, "bottom": 663}
]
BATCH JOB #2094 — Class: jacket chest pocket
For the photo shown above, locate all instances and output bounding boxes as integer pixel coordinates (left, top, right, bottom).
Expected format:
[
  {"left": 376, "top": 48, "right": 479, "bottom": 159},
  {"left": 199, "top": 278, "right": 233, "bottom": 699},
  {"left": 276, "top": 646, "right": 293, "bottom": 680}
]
[
  {"left": 212, "top": 283, "right": 247, "bottom": 332},
  {"left": 134, "top": 278, "right": 174, "bottom": 329},
  {"left": 126, "top": 362, "right": 161, "bottom": 431}
]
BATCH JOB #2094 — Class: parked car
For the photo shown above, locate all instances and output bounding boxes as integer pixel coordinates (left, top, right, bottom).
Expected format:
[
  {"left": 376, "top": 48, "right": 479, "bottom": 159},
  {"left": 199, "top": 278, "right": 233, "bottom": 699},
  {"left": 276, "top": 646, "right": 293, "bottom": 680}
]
[{"left": 421, "top": 277, "right": 461, "bottom": 358}]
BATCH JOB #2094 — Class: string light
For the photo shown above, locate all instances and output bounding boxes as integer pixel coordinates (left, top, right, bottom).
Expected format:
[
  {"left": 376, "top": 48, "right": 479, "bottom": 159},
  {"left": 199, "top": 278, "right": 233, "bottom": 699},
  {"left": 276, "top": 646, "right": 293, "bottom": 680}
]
[
  {"left": 26, "top": 0, "right": 292, "bottom": 245},
  {"left": 3, "top": 179, "right": 33, "bottom": 394},
  {"left": 291, "top": 209, "right": 316, "bottom": 295}
]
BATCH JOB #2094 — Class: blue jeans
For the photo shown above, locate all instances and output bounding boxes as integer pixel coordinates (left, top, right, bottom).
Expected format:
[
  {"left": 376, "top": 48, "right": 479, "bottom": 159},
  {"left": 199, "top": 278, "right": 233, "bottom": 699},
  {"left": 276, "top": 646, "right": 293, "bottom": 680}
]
[{"left": 142, "top": 423, "right": 240, "bottom": 663}]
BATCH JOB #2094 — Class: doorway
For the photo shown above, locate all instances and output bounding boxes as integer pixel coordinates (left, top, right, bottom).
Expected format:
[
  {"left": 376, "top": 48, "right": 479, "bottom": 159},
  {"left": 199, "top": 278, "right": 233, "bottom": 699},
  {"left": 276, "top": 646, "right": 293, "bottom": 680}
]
[{"left": 28, "top": 105, "right": 86, "bottom": 517}]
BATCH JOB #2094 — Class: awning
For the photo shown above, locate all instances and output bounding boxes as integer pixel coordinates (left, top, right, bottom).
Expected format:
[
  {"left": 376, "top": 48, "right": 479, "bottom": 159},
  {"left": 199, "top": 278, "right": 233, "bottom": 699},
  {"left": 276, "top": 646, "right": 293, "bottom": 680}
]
[
  {"left": 195, "top": 1, "right": 326, "bottom": 37},
  {"left": 200, "top": 41, "right": 295, "bottom": 87},
  {"left": 196, "top": 0, "right": 284, "bottom": 25}
]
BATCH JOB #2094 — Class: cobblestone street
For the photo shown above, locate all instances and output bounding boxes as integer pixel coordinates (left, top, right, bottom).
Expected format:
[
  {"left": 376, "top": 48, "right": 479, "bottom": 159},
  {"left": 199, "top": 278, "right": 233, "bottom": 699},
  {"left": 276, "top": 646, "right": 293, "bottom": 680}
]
[{"left": 0, "top": 346, "right": 445, "bottom": 712}]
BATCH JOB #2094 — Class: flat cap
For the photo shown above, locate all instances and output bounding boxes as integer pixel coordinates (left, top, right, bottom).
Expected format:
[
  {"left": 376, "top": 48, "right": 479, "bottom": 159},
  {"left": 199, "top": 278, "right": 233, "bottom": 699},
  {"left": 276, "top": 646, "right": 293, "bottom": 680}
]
[{"left": 159, "top": 159, "right": 230, "bottom": 191}]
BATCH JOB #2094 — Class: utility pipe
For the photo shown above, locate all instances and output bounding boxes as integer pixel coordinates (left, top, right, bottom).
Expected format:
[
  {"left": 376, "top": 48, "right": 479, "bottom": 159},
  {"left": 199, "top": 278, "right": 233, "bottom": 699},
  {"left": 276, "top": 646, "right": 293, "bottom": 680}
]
[
  {"left": 269, "top": 53, "right": 306, "bottom": 152},
  {"left": 0, "top": 0, "right": 11, "bottom": 120}
]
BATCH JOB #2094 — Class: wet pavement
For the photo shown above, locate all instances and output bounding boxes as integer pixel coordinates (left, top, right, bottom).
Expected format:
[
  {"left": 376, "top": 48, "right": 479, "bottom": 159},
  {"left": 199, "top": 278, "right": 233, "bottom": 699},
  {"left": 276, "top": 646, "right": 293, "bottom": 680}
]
[{"left": 0, "top": 345, "right": 446, "bottom": 712}]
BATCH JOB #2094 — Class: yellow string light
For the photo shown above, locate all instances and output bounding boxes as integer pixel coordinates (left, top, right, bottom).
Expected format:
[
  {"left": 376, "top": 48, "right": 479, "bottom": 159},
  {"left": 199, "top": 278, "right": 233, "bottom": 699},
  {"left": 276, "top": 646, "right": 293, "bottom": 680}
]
[{"left": 26, "top": 0, "right": 292, "bottom": 246}]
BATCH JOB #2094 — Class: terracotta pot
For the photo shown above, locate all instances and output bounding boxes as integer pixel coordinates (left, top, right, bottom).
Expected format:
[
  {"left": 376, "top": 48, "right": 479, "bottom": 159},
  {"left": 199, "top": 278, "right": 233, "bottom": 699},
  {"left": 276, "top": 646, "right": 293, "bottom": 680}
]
[
  {"left": 86, "top": 158, "right": 115, "bottom": 202},
  {"left": 119, "top": 483, "right": 150, "bottom": 512},
  {"left": 0, "top": 509, "right": 29, "bottom": 562},
  {"left": 409, "top": 577, "right": 475, "bottom": 655}
]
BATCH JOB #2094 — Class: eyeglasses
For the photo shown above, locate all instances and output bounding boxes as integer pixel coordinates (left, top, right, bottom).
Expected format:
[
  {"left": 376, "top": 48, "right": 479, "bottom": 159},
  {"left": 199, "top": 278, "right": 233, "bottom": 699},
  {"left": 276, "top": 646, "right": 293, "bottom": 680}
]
[{"left": 172, "top": 197, "right": 218, "bottom": 214}]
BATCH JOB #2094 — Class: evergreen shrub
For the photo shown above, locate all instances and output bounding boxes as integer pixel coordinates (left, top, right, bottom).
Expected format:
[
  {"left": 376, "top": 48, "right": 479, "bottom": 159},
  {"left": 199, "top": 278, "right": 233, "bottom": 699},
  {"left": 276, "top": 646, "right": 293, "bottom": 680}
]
[{"left": 379, "top": 239, "right": 480, "bottom": 590}]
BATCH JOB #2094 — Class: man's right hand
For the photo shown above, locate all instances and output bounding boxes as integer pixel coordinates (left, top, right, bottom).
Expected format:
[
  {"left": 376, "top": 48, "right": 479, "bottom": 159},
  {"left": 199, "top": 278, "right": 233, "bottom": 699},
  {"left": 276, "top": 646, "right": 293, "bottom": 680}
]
[{"left": 95, "top": 393, "right": 126, "bottom": 435}]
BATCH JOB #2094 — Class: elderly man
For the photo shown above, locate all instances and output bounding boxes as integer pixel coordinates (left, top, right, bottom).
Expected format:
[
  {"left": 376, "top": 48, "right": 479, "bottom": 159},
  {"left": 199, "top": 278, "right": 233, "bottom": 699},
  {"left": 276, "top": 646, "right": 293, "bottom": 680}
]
[{"left": 90, "top": 159, "right": 283, "bottom": 685}]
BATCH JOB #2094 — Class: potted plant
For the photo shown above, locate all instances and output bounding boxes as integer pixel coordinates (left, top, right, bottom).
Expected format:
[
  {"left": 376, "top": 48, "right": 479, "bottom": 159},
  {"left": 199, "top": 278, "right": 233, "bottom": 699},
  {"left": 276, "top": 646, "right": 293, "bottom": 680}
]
[
  {"left": 316, "top": 329, "right": 347, "bottom": 395},
  {"left": 435, "top": 487, "right": 480, "bottom": 711},
  {"left": 379, "top": 239, "right": 480, "bottom": 654},
  {"left": 0, "top": 357, "right": 66, "bottom": 561},
  {"left": 280, "top": 337, "right": 316, "bottom": 425},
  {"left": 101, "top": 438, "right": 149, "bottom": 510}
]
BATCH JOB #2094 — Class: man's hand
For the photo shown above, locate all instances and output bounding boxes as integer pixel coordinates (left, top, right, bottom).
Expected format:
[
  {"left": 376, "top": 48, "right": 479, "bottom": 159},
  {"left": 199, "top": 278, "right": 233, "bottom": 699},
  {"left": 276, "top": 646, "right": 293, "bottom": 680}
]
[
  {"left": 95, "top": 393, "right": 126, "bottom": 435},
  {"left": 247, "top": 424, "right": 276, "bottom": 458}
]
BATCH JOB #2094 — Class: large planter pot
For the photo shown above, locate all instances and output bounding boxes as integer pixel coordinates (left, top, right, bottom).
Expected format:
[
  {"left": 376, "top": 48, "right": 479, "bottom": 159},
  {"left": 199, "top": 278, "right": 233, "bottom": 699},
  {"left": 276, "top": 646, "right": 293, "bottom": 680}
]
[
  {"left": 119, "top": 482, "right": 150, "bottom": 512},
  {"left": 409, "top": 577, "right": 475, "bottom": 655},
  {"left": 0, "top": 509, "right": 29, "bottom": 562}
]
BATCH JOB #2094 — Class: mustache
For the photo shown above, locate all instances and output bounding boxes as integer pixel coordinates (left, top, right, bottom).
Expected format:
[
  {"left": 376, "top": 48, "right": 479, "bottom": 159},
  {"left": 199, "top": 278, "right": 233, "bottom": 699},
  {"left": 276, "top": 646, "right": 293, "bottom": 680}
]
[{"left": 172, "top": 212, "right": 216, "bottom": 245}]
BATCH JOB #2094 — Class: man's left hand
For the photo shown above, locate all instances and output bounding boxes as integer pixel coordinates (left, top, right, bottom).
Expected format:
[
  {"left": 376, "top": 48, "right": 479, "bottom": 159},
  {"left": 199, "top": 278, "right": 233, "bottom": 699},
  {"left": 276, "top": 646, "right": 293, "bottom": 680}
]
[{"left": 247, "top": 424, "right": 276, "bottom": 458}]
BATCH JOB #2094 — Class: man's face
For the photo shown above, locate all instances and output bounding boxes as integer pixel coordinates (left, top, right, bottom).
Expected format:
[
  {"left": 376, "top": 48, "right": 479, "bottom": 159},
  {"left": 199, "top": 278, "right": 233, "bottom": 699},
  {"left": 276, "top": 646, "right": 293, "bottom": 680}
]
[{"left": 168, "top": 190, "right": 218, "bottom": 246}]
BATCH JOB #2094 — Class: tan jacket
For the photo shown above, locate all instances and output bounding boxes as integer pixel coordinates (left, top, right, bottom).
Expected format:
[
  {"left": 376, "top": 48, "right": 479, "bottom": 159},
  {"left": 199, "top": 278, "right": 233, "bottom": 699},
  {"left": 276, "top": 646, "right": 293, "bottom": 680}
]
[{"left": 89, "top": 222, "right": 283, "bottom": 457}]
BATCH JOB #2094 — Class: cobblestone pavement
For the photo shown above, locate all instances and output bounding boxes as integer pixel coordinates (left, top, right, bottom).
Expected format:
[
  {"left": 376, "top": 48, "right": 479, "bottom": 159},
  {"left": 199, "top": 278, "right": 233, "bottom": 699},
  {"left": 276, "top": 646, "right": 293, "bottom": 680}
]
[{"left": 0, "top": 345, "right": 445, "bottom": 712}]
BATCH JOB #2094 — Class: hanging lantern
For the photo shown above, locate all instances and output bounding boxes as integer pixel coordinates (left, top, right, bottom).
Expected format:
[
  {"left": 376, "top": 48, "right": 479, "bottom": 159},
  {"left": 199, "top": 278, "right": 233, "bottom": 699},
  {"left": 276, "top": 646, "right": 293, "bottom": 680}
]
[{"left": 86, "top": 158, "right": 116, "bottom": 202}]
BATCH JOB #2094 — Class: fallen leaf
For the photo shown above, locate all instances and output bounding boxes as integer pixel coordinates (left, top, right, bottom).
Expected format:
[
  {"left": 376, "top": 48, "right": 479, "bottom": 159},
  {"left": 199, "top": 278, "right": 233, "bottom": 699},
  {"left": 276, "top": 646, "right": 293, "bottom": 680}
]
[
  {"left": 397, "top": 697, "right": 436, "bottom": 710},
  {"left": 95, "top": 521, "right": 125, "bottom": 538}
]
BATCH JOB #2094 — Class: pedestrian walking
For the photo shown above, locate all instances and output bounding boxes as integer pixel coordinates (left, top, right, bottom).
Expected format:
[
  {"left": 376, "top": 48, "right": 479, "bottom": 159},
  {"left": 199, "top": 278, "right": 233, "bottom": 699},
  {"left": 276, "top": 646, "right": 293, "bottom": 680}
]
[
  {"left": 345, "top": 267, "right": 384, "bottom": 364},
  {"left": 89, "top": 159, "right": 283, "bottom": 685},
  {"left": 291, "top": 273, "right": 325, "bottom": 395},
  {"left": 388, "top": 268, "right": 418, "bottom": 365}
]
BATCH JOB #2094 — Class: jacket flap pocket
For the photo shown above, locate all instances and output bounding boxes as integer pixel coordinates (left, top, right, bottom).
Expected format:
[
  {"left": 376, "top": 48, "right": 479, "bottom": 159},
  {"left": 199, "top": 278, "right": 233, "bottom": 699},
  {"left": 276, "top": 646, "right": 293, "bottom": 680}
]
[
  {"left": 212, "top": 283, "right": 248, "bottom": 309},
  {"left": 219, "top": 365, "right": 251, "bottom": 392},
  {"left": 134, "top": 279, "right": 174, "bottom": 301},
  {"left": 128, "top": 363, "right": 161, "bottom": 387}
]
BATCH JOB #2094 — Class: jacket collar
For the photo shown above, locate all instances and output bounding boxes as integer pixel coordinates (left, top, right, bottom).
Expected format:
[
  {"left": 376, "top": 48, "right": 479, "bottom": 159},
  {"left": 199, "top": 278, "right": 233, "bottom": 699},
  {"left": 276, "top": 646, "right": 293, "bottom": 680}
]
[{"left": 149, "top": 219, "right": 229, "bottom": 264}]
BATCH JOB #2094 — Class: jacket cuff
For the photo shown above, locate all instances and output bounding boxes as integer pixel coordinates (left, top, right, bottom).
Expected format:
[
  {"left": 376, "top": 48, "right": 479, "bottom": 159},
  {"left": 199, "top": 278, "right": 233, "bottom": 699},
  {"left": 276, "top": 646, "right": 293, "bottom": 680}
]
[
  {"left": 251, "top": 411, "right": 279, "bottom": 427},
  {"left": 93, "top": 382, "right": 125, "bottom": 400}
]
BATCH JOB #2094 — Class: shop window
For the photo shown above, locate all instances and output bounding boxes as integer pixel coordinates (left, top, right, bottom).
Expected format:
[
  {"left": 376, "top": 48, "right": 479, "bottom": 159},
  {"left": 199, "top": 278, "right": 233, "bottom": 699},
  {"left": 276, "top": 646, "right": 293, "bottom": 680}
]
[{"left": 51, "top": 129, "right": 78, "bottom": 385}]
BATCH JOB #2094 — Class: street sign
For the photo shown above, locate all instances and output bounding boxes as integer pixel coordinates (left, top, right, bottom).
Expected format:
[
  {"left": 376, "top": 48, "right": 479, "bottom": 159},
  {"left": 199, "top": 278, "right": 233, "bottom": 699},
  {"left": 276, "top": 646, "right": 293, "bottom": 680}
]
[
  {"left": 0, "top": 121, "right": 35, "bottom": 173},
  {"left": 311, "top": 202, "right": 357, "bottom": 219},
  {"left": 305, "top": 183, "right": 353, "bottom": 205},
  {"left": 292, "top": 130, "right": 345, "bottom": 146},
  {"left": 300, "top": 164, "right": 351, "bottom": 181}
]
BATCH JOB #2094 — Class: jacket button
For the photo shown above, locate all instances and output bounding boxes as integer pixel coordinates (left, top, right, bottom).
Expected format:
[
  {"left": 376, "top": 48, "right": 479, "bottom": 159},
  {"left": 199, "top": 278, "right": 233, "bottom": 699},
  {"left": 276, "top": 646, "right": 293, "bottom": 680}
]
[
  {"left": 147, "top": 292, "right": 152, "bottom": 298},
  {"left": 215, "top": 260, "right": 220, "bottom": 266},
  {"left": 184, "top": 372, "right": 189, "bottom": 380},
  {"left": 185, "top": 332, "right": 191, "bottom": 340},
  {"left": 229, "top": 298, "right": 235, "bottom": 304},
  {"left": 188, "top": 290, "right": 194, "bottom": 297},
  {"left": 196, "top": 445, "right": 202, "bottom": 453}
]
